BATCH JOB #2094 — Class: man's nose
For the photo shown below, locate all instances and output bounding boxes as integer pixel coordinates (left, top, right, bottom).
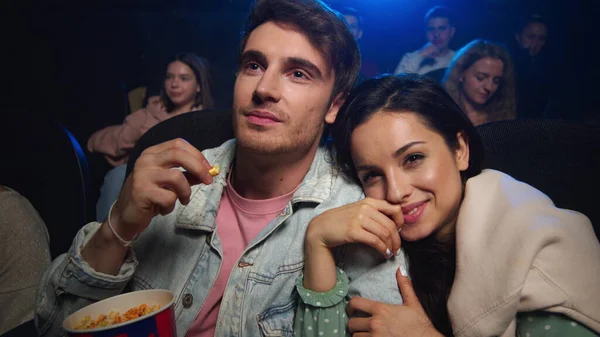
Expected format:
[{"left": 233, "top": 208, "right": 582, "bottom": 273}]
[{"left": 254, "top": 69, "right": 282, "bottom": 103}]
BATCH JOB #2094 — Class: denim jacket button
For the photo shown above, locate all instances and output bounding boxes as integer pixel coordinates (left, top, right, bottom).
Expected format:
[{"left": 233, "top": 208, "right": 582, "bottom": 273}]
[{"left": 182, "top": 293, "right": 193, "bottom": 308}]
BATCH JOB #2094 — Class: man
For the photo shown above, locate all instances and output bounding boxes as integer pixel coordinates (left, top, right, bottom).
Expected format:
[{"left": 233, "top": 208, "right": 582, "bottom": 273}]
[
  {"left": 340, "top": 7, "right": 362, "bottom": 41},
  {"left": 512, "top": 14, "right": 554, "bottom": 119},
  {"left": 35, "top": 1, "right": 405, "bottom": 336},
  {"left": 340, "top": 6, "right": 381, "bottom": 80},
  {"left": 515, "top": 14, "right": 547, "bottom": 58},
  {"left": 394, "top": 6, "right": 456, "bottom": 76}
]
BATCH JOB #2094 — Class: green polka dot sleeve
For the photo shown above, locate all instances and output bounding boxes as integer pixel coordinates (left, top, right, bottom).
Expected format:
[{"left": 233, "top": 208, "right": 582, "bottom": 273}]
[
  {"left": 517, "top": 312, "right": 599, "bottom": 337},
  {"left": 294, "top": 269, "right": 350, "bottom": 337}
]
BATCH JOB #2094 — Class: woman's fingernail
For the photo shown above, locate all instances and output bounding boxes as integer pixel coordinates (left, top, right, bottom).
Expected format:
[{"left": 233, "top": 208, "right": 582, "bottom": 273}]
[
  {"left": 396, "top": 248, "right": 402, "bottom": 256},
  {"left": 400, "top": 264, "right": 408, "bottom": 277},
  {"left": 385, "top": 248, "right": 392, "bottom": 258},
  {"left": 398, "top": 227, "right": 403, "bottom": 232}
]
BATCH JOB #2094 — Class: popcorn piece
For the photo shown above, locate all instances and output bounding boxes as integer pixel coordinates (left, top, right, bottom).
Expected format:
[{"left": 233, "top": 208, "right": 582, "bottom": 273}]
[{"left": 208, "top": 165, "right": 220, "bottom": 177}]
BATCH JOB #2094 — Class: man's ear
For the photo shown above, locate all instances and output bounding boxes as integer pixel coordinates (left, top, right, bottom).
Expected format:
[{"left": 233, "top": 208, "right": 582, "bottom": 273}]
[
  {"left": 449, "top": 26, "right": 456, "bottom": 39},
  {"left": 357, "top": 29, "right": 363, "bottom": 40},
  {"left": 325, "top": 92, "right": 346, "bottom": 124},
  {"left": 455, "top": 131, "right": 470, "bottom": 172}
]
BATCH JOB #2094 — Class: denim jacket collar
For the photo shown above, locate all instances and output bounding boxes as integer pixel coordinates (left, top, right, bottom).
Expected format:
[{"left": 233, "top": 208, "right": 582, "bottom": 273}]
[{"left": 174, "top": 139, "right": 338, "bottom": 232}]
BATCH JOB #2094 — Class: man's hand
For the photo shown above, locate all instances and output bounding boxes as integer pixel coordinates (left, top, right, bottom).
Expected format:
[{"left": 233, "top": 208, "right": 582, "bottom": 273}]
[
  {"left": 418, "top": 43, "right": 441, "bottom": 58},
  {"left": 82, "top": 138, "right": 215, "bottom": 275},
  {"left": 110, "top": 138, "right": 215, "bottom": 240}
]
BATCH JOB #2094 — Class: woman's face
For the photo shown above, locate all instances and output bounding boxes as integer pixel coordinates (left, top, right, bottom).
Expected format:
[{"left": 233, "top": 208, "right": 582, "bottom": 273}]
[
  {"left": 164, "top": 61, "right": 200, "bottom": 108},
  {"left": 350, "top": 112, "right": 469, "bottom": 241},
  {"left": 460, "top": 57, "right": 504, "bottom": 106}
]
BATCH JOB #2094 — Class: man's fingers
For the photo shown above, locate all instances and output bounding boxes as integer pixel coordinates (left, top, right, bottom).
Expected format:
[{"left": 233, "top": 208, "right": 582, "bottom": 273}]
[
  {"left": 143, "top": 187, "right": 178, "bottom": 216},
  {"left": 150, "top": 148, "right": 213, "bottom": 185},
  {"left": 140, "top": 138, "right": 193, "bottom": 155},
  {"left": 151, "top": 169, "right": 193, "bottom": 205},
  {"left": 183, "top": 171, "right": 203, "bottom": 187},
  {"left": 139, "top": 138, "right": 214, "bottom": 178}
]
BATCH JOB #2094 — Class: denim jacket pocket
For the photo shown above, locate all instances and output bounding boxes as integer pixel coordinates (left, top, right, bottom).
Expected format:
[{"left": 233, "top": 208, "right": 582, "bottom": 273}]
[{"left": 257, "top": 300, "right": 296, "bottom": 337}]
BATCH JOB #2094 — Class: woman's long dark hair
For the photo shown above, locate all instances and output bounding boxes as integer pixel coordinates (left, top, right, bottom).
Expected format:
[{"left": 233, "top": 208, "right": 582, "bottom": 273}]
[
  {"left": 330, "top": 74, "right": 484, "bottom": 335},
  {"left": 161, "top": 52, "right": 215, "bottom": 112}
]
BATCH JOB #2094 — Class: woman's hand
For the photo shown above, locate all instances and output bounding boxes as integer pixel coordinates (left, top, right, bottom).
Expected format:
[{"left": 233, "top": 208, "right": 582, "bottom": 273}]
[
  {"left": 302, "top": 198, "right": 403, "bottom": 292},
  {"left": 305, "top": 197, "right": 404, "bottom": 258},
  {"left": 347, "top": 268, "right": 443, "bottom": 337}
]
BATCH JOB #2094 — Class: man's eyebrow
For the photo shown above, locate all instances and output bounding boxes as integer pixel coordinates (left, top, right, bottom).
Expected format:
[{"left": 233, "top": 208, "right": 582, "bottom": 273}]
[
  {"left": 239, "top": 50, "right": 268, "bottom": 66},
  {"left": 284, "top": 57, "right": 323, "bottom": 80}
]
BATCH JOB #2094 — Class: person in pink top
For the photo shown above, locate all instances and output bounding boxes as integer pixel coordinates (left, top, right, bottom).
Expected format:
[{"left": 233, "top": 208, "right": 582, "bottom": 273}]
[{"left": 89, "top": 52, "right": 215, "bottom": 221}]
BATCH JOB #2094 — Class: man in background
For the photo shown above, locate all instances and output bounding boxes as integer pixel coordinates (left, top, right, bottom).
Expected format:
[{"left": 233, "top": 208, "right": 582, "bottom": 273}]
[{"left": 394, "top": 6, "right": 456, "bottom": 76}]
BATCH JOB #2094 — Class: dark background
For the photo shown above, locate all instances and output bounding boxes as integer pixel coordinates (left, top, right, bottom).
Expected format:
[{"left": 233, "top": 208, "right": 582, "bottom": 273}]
[{"left": 1, "top": 0, "right": 597, "bottom": 144}]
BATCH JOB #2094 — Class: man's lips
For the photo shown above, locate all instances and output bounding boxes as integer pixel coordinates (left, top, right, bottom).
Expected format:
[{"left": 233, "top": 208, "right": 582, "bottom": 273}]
[{"left": 246, "top": 110, "right": 282, "bottom": 123}]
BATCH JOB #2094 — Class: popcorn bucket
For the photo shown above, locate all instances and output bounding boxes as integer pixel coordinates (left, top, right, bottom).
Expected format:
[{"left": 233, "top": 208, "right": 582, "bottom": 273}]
[{"left": 63, "top": 290, "right": 176, "bottom": 337}]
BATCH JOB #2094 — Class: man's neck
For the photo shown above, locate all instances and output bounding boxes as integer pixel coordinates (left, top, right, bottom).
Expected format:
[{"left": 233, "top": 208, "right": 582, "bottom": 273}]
[
  {"left": 231, "top": 142, "right": 320, "bottom": 200},
  {"left": 434, "top": 47, "right": 450, "bottom": 58}
]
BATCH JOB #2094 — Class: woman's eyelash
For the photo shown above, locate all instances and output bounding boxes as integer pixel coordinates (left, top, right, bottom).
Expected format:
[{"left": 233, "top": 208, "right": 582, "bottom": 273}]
[
  {"left": 405, "top": 153, "right": 425, "bottom": 164},
  {"left": 361, "top": 172, "right": 379, "bottom": 183}
]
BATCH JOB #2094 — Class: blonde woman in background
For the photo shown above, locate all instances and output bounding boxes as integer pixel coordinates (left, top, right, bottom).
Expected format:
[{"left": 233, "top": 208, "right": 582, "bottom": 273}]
[{"left": 443, "top": 40, "right": 516, "bottom": 125}]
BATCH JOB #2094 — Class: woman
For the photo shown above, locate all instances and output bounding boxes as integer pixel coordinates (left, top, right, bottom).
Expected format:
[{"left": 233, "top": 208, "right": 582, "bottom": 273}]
[
  {"left": 443, "top": 40, "right": 516, "bottom": 126},
  {"left": 88, "top": 52, "right": 214, "bottom": 221},
  {"left": 294, "top": 75, "right": 600, "bottom": 336}
]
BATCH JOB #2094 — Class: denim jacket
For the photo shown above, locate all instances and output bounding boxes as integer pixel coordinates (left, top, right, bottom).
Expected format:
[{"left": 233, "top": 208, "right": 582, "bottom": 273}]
[{"left": 35, "top": 139, "right": 406, "bottom": 337}]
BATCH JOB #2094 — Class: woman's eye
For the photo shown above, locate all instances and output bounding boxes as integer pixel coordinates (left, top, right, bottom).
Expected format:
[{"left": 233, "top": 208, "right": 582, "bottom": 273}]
[
  {"left": 360, "top": 171, "right": 380, "bottom": 184},
  {"left": 405, "top": 154, "right": 424, "bottom": 165}
]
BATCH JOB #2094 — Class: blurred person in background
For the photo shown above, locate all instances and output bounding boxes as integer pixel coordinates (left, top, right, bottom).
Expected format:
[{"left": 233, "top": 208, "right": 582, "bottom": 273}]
[
  {"left": 443, "top": 39, "right": 516, "bottom": 126},
  {"left": 340, "top": 6, "right": 379, "bottom": 81},
  {"left": 88, "top": 52, "right": 214, "bottom": 221},
  {"left": 512, "top": 14, "right": 554, "bottom": 119},
  {"left": 0, "top": 185, "right": 50, "bottom": 335},
  {"left": 394, "top": 6, "right": 456, "bottom": 77}
]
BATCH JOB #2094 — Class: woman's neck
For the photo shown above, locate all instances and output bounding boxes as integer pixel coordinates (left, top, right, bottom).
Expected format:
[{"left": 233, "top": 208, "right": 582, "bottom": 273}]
[
  {"left": 170, "top": 102, "right": 199, "bottom": 115},
  {"left": 459, "top": 94, "right": 488, "bottom": 126}
]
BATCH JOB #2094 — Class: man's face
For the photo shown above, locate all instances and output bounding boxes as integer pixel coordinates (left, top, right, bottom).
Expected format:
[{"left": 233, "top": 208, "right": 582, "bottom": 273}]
[
  {"left": 516, "top": 22, "right": 547, "bottom": 57},
  {"left": 233, "top": 21, "right": 341, "bottom": 156},
  {"left": 426, "top": 17, "right": 455, "bottom": 50},
  {"left": 344, "top": 14, "right": 363, "bottom": 41}
]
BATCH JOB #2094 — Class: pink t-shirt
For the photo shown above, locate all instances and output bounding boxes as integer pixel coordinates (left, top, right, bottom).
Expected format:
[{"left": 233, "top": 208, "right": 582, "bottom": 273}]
[{"left": 185, "top": 171, "right": 297, "bottom": 337}]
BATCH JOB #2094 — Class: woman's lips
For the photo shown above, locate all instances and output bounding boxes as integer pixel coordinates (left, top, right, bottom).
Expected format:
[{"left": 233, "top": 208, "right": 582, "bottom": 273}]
[{"left": 402, "top": 201, "right": 428, "bottom": 225}]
